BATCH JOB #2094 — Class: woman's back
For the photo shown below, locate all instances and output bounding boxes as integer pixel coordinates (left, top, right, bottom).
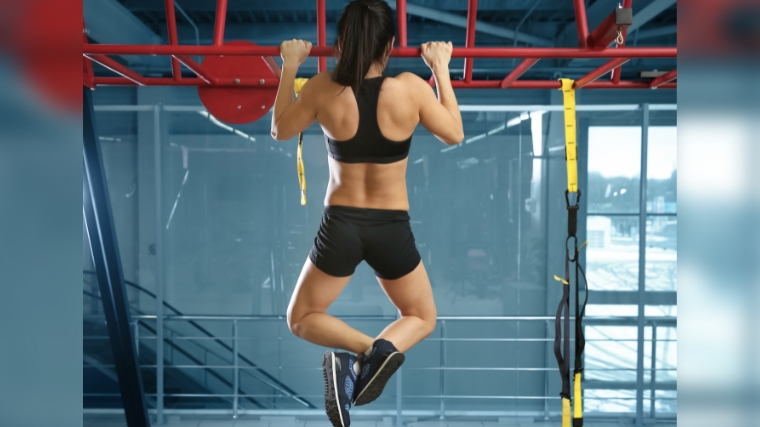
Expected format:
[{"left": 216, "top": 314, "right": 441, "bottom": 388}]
[{"left": 309, "top": 72, "right": 422, "bottom": 210}]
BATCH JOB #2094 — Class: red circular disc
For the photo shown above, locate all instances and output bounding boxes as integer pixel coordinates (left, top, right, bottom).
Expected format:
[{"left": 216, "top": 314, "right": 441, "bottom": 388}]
[{"left": 198, "top": 41, "right": 278, "bottom": 124}]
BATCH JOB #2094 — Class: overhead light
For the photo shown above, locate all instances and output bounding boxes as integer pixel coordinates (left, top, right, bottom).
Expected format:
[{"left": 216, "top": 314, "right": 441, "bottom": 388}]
[
  {"left": 487, "top": 124, "right": 506, "bottom": 136},
  {"left": 197, "top": 110, "right": 256, "bottom": 142},
  {"left": 465, "top": 134, "right": 486, "bottom": 144},
  {"left": 506, "top": 116, "right": 523, "bottom": 127},
  {"left": 440, "top": 145, "right": 459, "bottom": 153}
]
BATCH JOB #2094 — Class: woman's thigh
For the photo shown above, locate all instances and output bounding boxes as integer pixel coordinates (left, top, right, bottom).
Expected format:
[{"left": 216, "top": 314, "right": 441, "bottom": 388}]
[
  {"left": 376, "top": 261, "right": 436, "bottom": 320},
  {"left": 287, "top": 258, "right": 353, "bottom": 324}
]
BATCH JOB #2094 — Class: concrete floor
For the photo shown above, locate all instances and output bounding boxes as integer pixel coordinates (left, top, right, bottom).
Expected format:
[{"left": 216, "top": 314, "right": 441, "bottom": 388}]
[{"left": 84, "top": 414, "right": 676, "bottom": 427}]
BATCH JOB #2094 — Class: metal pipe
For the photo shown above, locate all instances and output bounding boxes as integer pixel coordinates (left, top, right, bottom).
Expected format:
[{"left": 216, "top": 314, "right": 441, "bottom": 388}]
[
  {"left": 94, "top": 77, "right": 278, "bottom": 87},
  {"left": 650, "top": 323, "right": 657, "bottom": 419},
  {"left": 128, "top": 314, "right": 677, "bottom": 323},
  {"left": 172, "top": 55, "right": 216, "bottom": 84},
  {"left": 397, "top": 0, "right": 407, "bottom": 47},
  {"left": 500, "top": 58, "right": 539, "bottom": 88},
  {"left": 396, "top": 314, "right": 403, "bottom": 427},
  {"left": 154, "top": 105, "right": 165, "bottom": 426},
  {"left": 84, "top": 44, "right": 677, "bottom": 58},
  {"left": 174, "top": 1, "right": 199, "bottom": 47},
  {"left": 163, "top": 0, "right": 181, "bottom": 80},
  {"left": 134, "top": 321, "right": 139, "bottom": 359},
  {"left": 213, "top": 0, "right": 228, "bottom": 46},
  {"left": 85, "top": 54, "right": 146, "bottom": 85},
  {"left": 233, "top": 320, "right": 239, "bottom": 418},
  {"left": 464, "top": 0, "right": 478, "bottom": 83},
  {"left": 574, "top": 58, "right": 630, "bottom": 88},
  {"left": 650, "top": 69, "right": 677, "bottom": 88},
  {"left": 572, "top": 0, "right": 590, "bottom": 48},
  {"left": 512, "top": 0, "right": 543, "bottom": 66},
  {"left": 317, "top": 0, "right": 327, "bottom": 72},
  {"left": 439, "top": 320, "right": 446, "bottom": 420},
  {"left": 635, "top": 103, "right": 650, "bottom": 427},
  {"left": 92, "top": 76, "right": 675, "bottom": 89}
]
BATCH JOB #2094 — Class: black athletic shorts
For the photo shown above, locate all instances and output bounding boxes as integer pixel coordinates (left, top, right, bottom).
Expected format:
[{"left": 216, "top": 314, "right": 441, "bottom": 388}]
[{"left": 309, "top": 205, "right": 422, "bottom": 280}]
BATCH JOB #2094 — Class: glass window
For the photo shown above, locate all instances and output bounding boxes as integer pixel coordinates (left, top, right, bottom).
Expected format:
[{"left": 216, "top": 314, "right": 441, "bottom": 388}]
[
  {"left": 586, "top": 215, "right": 640, "bottom": 291},
  {"left": 646, "top": 216, "right": 677, "bottom": 291},
  {"left": 647, "top": 126, "right": 677, "bottom": 214},
  {"left": 587, "top": 127, "right": 641, "bottom": 214}
]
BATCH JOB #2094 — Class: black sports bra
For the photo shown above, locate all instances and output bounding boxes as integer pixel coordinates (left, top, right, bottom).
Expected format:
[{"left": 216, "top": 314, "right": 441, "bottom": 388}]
[{"left": 325, "top": 77, "right": 412, "bottom": 164}]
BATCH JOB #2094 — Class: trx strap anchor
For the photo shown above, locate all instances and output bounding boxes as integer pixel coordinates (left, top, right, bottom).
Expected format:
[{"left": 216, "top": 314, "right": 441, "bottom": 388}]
[
  {"left": 294, "top": 77, "right": 309, "bottom": 205},
  {"left": 554, "top": 79, "right": 590, "bottom": 427}
]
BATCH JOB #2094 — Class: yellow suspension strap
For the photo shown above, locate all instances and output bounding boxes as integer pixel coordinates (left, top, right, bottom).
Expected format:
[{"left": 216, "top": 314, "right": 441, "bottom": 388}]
[
  {"left": 294, "top": 78, "right": 309, "bottom": 205},
  {"left": 556, "top": 79, "right": 590, "bottom": 427}
]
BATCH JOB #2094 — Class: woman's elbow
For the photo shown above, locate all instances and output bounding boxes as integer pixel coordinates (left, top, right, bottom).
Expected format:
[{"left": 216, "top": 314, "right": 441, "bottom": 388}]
[
  {"left": 445, "top": 131, "right": 464, "bottom": 145},
  {"left": 270, "top": 128, "right": 291, "bottom": 141}
]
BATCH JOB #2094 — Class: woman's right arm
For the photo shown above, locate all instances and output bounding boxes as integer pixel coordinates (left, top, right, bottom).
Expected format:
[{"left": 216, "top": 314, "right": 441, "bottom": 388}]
[{"left": 412, "top": 41, "right": 464, "bottom": 145}]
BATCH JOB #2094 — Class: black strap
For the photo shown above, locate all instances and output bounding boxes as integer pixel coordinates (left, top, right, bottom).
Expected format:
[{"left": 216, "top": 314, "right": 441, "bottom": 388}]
[{"left": 554, "top": 249, "right": 572, "bottom": 400}]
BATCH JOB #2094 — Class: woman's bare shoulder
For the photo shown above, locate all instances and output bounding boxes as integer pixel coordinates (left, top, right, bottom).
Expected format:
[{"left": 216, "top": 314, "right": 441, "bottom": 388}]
[
  {"left": 390, "top": 72, "right": 427, "bottom": 87},
  {"left": 387, "top": 72, "right": 431, "bottom": 100}
]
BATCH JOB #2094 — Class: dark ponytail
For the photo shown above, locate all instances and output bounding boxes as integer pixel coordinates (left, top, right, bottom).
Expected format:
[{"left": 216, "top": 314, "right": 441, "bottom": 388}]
[{"left": 332, "top": 0, "right": 395, "bottom": 90}]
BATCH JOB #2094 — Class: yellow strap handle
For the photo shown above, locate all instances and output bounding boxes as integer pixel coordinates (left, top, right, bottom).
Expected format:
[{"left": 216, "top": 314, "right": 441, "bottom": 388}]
[
  {"left": 562, "top": 397, "right": 572, "bottom": 427},
  {"left": 574, "top": 372, "right": 583, "bottom": 421},
  {"left": 559, "top": 79, "right": 578, "bottom": 194},
  {"left": 294, "top": 78, "right": 309, "bottom": 205}
]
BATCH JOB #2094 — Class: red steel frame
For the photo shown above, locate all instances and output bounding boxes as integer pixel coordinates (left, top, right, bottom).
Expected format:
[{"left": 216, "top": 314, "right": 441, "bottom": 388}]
[{"left": 83, "top": 0, "right": 676, "bottom": 90}]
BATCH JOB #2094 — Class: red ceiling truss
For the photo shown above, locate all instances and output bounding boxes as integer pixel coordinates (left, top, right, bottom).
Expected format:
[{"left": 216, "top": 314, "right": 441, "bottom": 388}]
[{"left": 82, "top": 0, "right": 677, "bottom": 91}]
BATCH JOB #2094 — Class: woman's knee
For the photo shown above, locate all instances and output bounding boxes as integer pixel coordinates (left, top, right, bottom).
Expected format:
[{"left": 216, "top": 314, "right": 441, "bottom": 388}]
[
  {"left": 286, "top": 307, "right": 324, "bottom": 338},
  {"left": 286, "top": 303, "right": 304, "bottom": 337},
  {"left": 421, "top": 312, "right": 437, "bottom": 337}
]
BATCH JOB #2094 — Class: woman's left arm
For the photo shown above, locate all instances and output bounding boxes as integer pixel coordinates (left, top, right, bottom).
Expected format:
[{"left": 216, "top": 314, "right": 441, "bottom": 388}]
[{"left": 271, "top": 39, "right": 317, "bottom": 141}]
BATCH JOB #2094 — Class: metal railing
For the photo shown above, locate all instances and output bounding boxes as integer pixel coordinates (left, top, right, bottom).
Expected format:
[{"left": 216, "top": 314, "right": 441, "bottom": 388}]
[{"left": 84, "top": 312, "right": 677, "bottom": 424}]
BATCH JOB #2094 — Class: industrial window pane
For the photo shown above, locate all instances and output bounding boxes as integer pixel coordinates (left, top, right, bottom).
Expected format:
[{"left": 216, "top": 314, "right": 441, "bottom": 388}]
[
  {"left": 586, "top": 215, "right": 640, "bottom": 291},
  {"left": 646, "top": 216, "right": 677, "bottom": 291},
  {"left": 587, "top": 127, "right": 641, "bottom": 214},
  {"left": 647, "top": 126, "right": 677, "bottom": 214}
]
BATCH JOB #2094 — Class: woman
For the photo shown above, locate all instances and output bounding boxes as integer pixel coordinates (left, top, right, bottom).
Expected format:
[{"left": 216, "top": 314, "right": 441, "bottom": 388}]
[{"left": 270, "top": 1, "right": 463, "bottom": 426}]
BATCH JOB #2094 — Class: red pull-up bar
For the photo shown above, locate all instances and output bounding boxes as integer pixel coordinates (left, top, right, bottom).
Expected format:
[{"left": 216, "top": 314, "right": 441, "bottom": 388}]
[{"left": 83, "top": 0, "right": 676, "bottom": 90}]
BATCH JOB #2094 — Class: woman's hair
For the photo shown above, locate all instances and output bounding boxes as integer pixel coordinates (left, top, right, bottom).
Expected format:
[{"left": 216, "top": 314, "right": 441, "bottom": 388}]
[{"left": 332, "top": 0, "right": 395, "bottom": 89}]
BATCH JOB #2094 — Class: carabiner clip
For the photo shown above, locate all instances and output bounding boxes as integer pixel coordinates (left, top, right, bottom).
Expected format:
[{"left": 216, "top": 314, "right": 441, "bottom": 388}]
[{"left": 616, "top": 28, "right": 625, "bottom": 46}]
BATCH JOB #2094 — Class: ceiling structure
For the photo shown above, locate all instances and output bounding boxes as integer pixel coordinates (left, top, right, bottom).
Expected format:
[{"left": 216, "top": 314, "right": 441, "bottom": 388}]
[{"left": 85, "top": 0, "right": 677, "bottom": 84}]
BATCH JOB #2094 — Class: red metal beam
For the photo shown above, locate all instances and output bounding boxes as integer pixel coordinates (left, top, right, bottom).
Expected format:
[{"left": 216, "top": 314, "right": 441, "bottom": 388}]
[
  {"left": 213, "top": 0, "right": 228, "bottom": 46},
  {"left": 173, "top": 55, "right": 217, "bottom": 84},
  {"left": 94, "top": 77, "right": 279, "bottom": 87},
  {"left": 164, "top": 0, "right": 181, "bottom": 81},
  {"left": 464, "top": 0, "right": 478, "bottom": 83},
  {"left": 85, "top": 54, "right": 146, "bottom": 86},
  {"left": 317, "top": 0, "right": 327, "bottom": 72},
  {"left": 499, "top": 58, "right": 539, "bottom": 88},
  {"left": 84, "top": 45, "right": 676, "bottom": 59},
  {"left": 572, "top": 0, "right": 590, "bottom": 48},
  {"left": 83, "top": 27, "right": 95, "bottom": 89},
  {"left": 94, "top": 77, "right": 675, "bottom": 90},
  {"left": 397, "top": 0, "right": 407, "bottom": 47},
  {"left": 650, "top": 69, "right": 677, "bottom": 88},
  {"left": 575, "top": 58, "right": 630, "bottom": 88}
]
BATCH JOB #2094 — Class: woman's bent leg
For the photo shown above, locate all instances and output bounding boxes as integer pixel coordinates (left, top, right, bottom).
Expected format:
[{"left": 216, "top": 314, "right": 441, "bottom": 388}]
[
  {"left": 375, "top": 261, "right": 437, "bottom": 353},
  {"left": 287, "top": 258, "right": 375, "bottom": 354}
]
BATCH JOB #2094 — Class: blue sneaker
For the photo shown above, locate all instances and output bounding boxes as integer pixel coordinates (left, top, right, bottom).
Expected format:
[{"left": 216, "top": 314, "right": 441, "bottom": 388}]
[
  {"left": 353, "top": 339, "right": 405, "bottom": 406},
  {"left": 322, "top": 351, "right": 357, "bottom": 427}
]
